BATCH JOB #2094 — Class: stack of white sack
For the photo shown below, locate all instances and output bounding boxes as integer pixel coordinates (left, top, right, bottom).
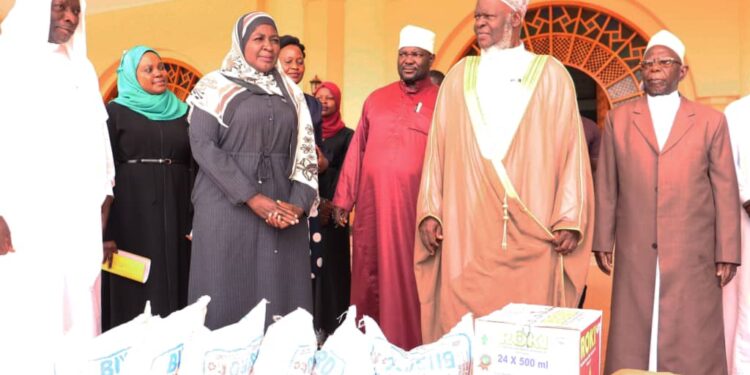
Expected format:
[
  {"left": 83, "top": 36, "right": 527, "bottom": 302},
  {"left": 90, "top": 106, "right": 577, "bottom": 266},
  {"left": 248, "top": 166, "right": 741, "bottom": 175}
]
[
  {"left": 179, "top": 298, "right": 267, "bottom": 374},
  {"left": 55, "top": 302, "right": 155, "bottom": 375},
  {"left": 312, "top": 305, "right": 374, "bottom": 374},
  {"left": 54, "top": 296, "right": 210, "bottom": 375},
  {"left": 364, "top": 313, "right": 474, "bottom": 375},
  {"left": 54, "top": 300, "right": 475, "bottom": 375},
  {"left": 311, "top": 306, "right": 473, "bottom": 375},
  {"left": 252, "top": 307, "right": 318, "bottom": 374}
]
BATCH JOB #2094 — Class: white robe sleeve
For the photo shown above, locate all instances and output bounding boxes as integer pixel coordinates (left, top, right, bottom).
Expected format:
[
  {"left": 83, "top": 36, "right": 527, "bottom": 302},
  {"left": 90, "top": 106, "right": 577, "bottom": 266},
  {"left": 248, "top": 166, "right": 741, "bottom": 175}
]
[
  {"left": 726, "top": 100, "right": 750, "bottom": 205},
  {"left": 101, "top": 120, "right": 115, "bottom": 198}
]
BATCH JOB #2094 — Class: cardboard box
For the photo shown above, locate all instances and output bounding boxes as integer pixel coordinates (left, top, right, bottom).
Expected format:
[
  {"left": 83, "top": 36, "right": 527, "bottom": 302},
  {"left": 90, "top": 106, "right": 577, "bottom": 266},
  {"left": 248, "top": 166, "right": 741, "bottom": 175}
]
[{"left": 473, "top": 304, "right": 602, "bottom": 375}]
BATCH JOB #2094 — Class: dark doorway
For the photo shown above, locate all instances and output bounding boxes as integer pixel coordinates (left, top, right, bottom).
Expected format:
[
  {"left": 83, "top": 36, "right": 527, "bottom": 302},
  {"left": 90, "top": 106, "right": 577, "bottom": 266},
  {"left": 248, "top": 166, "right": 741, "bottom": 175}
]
[{"left": 567, "top": 66, "right": 599, "bottom": 125}]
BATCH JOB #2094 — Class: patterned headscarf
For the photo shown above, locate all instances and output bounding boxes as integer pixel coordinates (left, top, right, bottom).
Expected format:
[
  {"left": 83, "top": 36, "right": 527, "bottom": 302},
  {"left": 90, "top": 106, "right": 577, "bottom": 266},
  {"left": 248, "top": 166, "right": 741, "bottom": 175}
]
[
  {"left": 112, "top": 45, "right": 188, "bottom": 121},
  {"left": 187, "top": 12, "right": 318, "bottom": 193},
  {"left": 220, "top": 12, "right": 283, "bottom": 97}
]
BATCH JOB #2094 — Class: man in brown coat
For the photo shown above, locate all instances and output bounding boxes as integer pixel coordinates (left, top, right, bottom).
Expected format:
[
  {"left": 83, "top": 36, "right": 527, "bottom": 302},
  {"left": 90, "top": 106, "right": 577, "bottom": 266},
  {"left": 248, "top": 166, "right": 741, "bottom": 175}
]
[{"left": 594, "top": 30, "right": 741, "bottom": 375}]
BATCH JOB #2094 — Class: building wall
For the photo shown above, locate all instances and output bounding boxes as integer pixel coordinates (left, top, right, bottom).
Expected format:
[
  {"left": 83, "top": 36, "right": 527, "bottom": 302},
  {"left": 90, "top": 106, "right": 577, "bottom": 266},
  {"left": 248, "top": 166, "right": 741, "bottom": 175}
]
[
  {"left": 741, "top": 0, "right": 750, "bottom": 95},
  {"left": 1, "top": 0, "right": 749, "bottom": 124}
]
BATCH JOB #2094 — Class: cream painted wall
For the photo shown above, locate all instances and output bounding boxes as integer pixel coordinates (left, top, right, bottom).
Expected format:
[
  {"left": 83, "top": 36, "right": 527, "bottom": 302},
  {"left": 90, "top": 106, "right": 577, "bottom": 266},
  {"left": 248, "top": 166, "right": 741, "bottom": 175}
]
[
  {"left": 1, "top": 0, "right": 748, "bottom": 119},
  {"left": 0, "top": 0, "right": 11, "bottom": 20},
  {"left": 626, "top": 0, "right": 742, "bottom": 107},
  {"left": 302, "top": 0, "right": 345, "bottom": 94},
  {"left": 340, "top": 0, "right": 387, "bottom": 126},
  {"left": 263, "top": 0, "right": 304, "bottom": 39},
  {"left": 86, "top": 0, "right": 260, "bottom": 93},
  {"left": 336, "top": 0, "right": 476, "bottom": 126},
  {"left": 741, "top": 0, "right": 750, "bottom": 97}
]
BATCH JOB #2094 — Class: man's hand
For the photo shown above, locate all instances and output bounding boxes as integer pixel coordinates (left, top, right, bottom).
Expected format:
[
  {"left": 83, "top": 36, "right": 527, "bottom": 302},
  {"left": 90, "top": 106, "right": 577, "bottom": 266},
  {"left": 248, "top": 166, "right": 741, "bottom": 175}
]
[
  {"left": 717, "top": 262, "right": 738, "bottom": 287},
  {"left": 418, "top": 217, "right": 443, "bottom": 256},
  {"left": 317, "top": 147, "right": 329, "bottom": 174},
  {"left": 319, "top": 199, "right": 333, "bottom": 227},
  {"left": 552, "top": 230, "right": 580, "bottom": 255},
  {"left": 594, "top": 251, "right": 613, "bottom": 275},
  {"left": 333, "top": 206, "right": 349, "bottom": 227},
  {"left": 102, "top": 240, "right": 118, "bottom": 268},
  {"left": 0, "top": 216, "right": 14, "bottom": 255}
]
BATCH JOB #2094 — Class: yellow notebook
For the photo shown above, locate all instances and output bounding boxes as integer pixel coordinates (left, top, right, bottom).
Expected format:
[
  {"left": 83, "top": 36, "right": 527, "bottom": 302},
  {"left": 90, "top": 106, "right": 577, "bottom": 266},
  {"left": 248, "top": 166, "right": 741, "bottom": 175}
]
[{"left": 102, "top": 250, "right": 151, "bottom": 284}]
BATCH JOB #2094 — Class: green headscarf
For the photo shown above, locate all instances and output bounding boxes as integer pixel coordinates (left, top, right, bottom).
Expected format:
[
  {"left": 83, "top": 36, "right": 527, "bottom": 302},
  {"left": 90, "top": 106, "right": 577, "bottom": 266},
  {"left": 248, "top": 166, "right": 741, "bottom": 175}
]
[{"left": 112, "top": 45, "right": 188, "bottom": 121}]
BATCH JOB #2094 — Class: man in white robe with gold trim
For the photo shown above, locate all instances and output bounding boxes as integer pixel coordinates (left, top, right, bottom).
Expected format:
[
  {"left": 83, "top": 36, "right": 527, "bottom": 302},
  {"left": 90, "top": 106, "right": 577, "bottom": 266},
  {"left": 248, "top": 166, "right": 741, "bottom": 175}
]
[{"left": 414, "top": 0, "right": 594, "bottom": 343}]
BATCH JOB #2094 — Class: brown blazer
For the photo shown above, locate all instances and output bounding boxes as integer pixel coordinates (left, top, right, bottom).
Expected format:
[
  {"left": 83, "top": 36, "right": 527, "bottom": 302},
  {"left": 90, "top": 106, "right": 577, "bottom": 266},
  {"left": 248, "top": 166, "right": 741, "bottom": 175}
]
[{"left": 594, "top": 96, "right": 740, "bottom": 375}]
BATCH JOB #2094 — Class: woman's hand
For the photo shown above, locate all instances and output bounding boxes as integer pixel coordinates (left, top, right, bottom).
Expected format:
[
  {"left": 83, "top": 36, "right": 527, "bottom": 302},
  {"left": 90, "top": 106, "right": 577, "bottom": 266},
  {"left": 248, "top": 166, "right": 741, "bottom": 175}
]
[
  {"left": 319, "top": 199, "right": 333, "bottom": 227},
  {"left": 102, "top": 241, "right": 118, "bottom": 268},
  {"left": 276, "top": 201, "right": 303, "bottom": 222},
  {"left": 247, "top": 195, "right": 300, "bottom": 229},
  {"left": 247, "top": 194, "right": 277, "bottom": 218}
]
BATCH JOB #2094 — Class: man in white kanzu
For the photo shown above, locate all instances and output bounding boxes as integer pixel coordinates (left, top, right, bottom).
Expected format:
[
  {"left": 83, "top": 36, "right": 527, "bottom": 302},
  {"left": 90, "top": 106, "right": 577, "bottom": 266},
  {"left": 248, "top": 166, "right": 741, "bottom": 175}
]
[
  {"left": 724, "top": 89, "right": 750, "bottom": 374},
  {"left": 0, "top": 0, "right": 115, "bottom": 372},
  {"left": 595, "top": 30, "right": 740, "bottom": 374}
]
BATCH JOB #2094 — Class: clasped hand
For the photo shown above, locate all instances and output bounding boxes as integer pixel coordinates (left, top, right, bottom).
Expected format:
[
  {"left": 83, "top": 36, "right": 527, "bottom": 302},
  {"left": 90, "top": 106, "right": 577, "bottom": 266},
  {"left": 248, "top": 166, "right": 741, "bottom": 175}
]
[
  {"left": 247, "top": 194, "right": 303, "bottom": 229},
  {"left": 332, "top": 206, "right": 349, "bottom": 228},
  {"left": 418, "top": 217, "right": 443, "bottom": 255},
  {"left": 552, "top": 229, "right": 580, "bottom": 255}
]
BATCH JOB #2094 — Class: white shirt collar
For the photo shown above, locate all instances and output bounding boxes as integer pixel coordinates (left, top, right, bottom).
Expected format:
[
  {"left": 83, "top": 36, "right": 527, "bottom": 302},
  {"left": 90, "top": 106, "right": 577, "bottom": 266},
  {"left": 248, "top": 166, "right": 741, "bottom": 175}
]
[
  {"left": 647, "top": 90, "right": 680, "bottom": 108},
  {"left": 478, "top": 42, "right": 533, "bottom": 80},
  {"left": 481, "top": 42, "right": 528, "bottom": 61},
  {"left": 647, "top": 90, "right": 681, "bottom": 150}
]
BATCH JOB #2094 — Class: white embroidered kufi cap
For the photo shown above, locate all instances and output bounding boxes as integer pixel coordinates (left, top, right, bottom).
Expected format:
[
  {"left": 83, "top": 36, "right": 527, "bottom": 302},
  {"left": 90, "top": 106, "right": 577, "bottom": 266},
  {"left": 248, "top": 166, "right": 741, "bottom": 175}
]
[
  {"left": 399, "top": 25, "right": 436, "bottom": 54},
  {"left": 646, "top": 30, "right": 686, "bottom": 62},
  {"left": 500, "top": 0, "right": 530, "bottom": 13}
]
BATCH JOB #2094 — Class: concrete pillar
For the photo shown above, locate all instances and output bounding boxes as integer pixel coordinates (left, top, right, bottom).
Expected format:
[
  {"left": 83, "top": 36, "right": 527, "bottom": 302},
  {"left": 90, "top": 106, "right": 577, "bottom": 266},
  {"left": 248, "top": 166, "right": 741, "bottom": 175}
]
[
  {"left": 263, "top": 0, "right": 305, "bottom": 40},
  {"left": 741, "top": 0, "right": 750, "bottom": 96},
  {"left": 301, "top": 0, "right": 345, "bottom": 94},
  {"left": 340, "top": 0, "right": 388, "bottom": 127}
]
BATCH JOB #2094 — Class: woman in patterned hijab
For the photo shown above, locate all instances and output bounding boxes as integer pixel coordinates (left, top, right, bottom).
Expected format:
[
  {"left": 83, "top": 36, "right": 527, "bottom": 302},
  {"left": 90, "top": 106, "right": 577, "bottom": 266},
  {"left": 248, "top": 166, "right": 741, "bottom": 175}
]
[{"left": 186, "top": 12, "right": 319, "bottom": 329}]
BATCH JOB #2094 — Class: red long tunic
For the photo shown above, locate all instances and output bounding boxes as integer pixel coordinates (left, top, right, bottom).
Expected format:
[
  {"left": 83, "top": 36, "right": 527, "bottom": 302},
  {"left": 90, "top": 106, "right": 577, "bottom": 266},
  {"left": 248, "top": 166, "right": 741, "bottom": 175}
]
[{"left": 333, "top": 78, "right": 438, "bottom": 349}]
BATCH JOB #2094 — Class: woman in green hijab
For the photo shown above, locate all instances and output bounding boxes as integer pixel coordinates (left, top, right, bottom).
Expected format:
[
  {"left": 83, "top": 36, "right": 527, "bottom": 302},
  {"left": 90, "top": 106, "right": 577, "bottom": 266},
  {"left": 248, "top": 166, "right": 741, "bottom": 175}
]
[{"left": 102, "top": 45, "right": 194, "bottom": 330}]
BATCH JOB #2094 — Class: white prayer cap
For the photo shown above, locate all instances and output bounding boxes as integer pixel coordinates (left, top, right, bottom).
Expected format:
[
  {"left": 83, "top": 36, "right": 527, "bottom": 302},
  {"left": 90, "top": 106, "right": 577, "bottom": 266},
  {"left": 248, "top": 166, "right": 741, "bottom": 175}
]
[
  {"left": 399, "top": 25, "right": 436, "bottom": 54},
  {"left": 500, "top": 0, "right": 529, "bottom": 13},
  {"left": 646, "top": 30, "right": 686, "bottom": 62}
]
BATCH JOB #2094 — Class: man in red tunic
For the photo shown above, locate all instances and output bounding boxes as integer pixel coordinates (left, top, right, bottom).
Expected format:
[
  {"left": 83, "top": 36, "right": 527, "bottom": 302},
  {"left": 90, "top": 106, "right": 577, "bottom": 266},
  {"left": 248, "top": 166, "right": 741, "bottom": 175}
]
[{"left": 332, "top": 25, "right": 439, "bottom": 350}]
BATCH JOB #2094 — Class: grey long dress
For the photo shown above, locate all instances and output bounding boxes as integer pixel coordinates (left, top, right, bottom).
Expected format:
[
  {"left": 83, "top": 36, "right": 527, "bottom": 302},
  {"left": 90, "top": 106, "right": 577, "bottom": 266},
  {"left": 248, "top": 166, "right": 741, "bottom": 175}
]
[{"left": 188, "top": 73, "right": 316, "bottom": 329}]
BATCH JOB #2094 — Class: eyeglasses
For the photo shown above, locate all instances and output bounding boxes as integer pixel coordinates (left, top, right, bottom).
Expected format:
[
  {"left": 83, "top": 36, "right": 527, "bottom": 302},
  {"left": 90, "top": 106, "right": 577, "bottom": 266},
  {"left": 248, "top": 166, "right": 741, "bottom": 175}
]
[
  {"left": 640, "top": 58, "right": 682, "bottom": 69},
  {"left": 398, "top": 51, "right": 428, "bottom": 59}
]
